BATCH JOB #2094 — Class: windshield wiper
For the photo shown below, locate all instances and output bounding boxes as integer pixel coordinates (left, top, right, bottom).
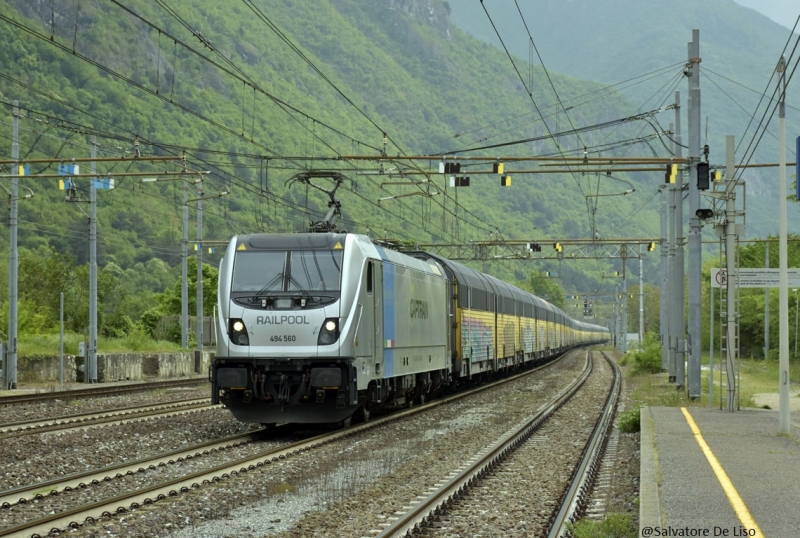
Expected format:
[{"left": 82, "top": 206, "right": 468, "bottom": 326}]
[
  {"left": 251, "top": 272, "right": 285, "bottom": 300},
  {"left": 287, "top": 273, "right": 311, "bottom": 295}
]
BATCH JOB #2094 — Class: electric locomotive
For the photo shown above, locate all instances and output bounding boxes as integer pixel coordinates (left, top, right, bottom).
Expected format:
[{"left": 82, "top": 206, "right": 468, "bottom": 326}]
[{"left": 211, "top": 232, "right": 450, "bottom": 425}]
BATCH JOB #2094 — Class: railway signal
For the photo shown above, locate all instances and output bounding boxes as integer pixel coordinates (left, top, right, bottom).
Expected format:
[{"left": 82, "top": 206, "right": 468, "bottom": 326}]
[
  {"left": 696, "top": 208, "right": 714, "bottom": 219},
  {"left": 697, "top": 162, "right": 710, "bottom": 190},
  {"left": 664, "top": 163, "right": 678, "bottom": 184}
]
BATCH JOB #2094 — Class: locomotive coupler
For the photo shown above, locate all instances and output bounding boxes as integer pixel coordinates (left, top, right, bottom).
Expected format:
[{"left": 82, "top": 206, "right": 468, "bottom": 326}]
[{"left": 278, "top": 374, "right": 290, "bottom": 404}]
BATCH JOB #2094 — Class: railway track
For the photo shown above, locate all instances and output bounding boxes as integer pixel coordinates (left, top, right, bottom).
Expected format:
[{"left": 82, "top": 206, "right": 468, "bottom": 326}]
[
  {"left": 369, "top": 350, "right": 620, "bottom": 537},
  {"left": 0, "top": 351, "right": 600, "bottom": 537},
  {"left": 0, "top": 399, "right": 213, "bottom": 438},
  {"left": 0, "top": 429, "right": 268, "bottom": 508},
  {"left": 0, "top": 378, "right": 207, "bottom": 405}
]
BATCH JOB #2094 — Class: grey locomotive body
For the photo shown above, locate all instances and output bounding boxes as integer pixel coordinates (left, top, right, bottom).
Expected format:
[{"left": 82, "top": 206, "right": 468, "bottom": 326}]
[{"left": 212, "top": 233, "right": 450, "bottom": 425}]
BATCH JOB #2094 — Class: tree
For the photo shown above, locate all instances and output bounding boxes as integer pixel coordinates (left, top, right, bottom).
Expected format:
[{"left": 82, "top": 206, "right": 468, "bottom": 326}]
[
  {"left": 160, "top": 257, "right": 219, "bottom": 316},
  {"left": 517, "top": 271, "right": 566, "bottom": 309},
  {"left": 18, "top": 246, "right": 76, "bottom": 328}
]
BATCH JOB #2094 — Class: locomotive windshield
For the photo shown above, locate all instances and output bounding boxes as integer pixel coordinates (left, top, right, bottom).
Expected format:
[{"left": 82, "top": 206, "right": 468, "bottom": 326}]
[{"left": 232, "top": 250, "right": 343, "bottom": 293}]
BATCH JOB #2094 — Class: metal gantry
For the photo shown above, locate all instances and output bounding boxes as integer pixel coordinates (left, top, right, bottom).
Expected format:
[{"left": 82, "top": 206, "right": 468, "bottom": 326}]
[{"left": 393, "top": 237, "right": 658, "bottom": 262}]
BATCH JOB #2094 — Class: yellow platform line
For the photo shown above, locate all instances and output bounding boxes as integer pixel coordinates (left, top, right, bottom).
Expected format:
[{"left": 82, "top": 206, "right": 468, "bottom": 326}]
[{"left": 681, "top": 407, "right": 764, "bottom": 538}]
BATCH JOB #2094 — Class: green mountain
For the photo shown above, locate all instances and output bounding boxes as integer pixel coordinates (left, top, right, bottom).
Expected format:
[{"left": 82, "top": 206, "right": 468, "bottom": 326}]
[
  {"left": 0, "top": 0, "right": 704, "bottom": 330},
  {"left": 450, "top": 0, "right": 800, "bottom": 236}
]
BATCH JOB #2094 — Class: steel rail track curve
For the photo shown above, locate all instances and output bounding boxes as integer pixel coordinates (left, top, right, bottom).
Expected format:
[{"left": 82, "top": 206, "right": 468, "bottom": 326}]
[
  {"left": 548, "top": 350, "right": 622, "bottom": 537},
  {"left": 371, "top": 348, "right": 619, "bottom": 538}
]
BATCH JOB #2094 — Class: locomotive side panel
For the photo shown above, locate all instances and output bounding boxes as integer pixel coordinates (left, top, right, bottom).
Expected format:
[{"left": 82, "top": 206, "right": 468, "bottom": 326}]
[{"left": 379, "top": 261, "right": 448, "bottom": 379}]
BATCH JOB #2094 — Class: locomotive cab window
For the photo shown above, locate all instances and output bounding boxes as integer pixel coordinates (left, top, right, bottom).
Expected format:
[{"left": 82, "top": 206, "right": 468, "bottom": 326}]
[
  {"left": 231, "top": 251, "right": 287, "bottom": 292},
  {"left": 289, "top": 250, "right": 343, "bottom": 291},
  {"left": 232, "top": 250, "right": 343, "bottom": 293}
]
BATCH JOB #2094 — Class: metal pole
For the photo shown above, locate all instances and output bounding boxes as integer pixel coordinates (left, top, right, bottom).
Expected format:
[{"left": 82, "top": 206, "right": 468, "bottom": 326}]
[
  {"left": 88, "top": 138, "right": 98, "bottom": 384},
  {"left": 668, "top": 121, "right": 677, "bottom": 383},
  {"left": 7, "top": 101, "right": 19, "bottom": 390},
  {"left": 687, "top": 30, "right": 702, "bottom": 399},
  {"left": 622, "top": 257, "right": 628, "bottom": 353},
  {"left": 660, "top": 185, "right": 669, "bottom": 371},
  {"left": 616, "top": 283, "right": 621, "bottom": 349},
  {"left": 639, "top": 245, "right": 644, "bottom": 347},
  {"left": 674, "top": 92, "right": 686, "bottom": 389},
  {"left": 777, "top": 55, "right": 790, "bottom": 433},
  {"left": 196, "top": 183, "right": 204, "bottom": 352},
  {"left": 765, "top": 241, "right": 770, "bottom": 358},
  {"left": 794, "top": 292, "right": 798, "bottom": 361},
  {"left": 709, "top": 285, "right": 714, "bottom": 407},
  {"left": 182, "top": 182, "right": 188, "bottom": 349},
  {"left": 725, "top": 135, "right": 737, "bottom": 412},
  {"left": 59, "top": 292, "right": 64, "bottom": 387}
]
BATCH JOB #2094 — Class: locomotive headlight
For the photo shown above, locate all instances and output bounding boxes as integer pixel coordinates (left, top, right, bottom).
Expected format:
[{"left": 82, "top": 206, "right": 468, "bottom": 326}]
[
  {"left": 318, "top": 318, "right": 340, "bottom": 345},
  {"left": 229, "top": 318, "right": 249, "bottom": 347}
]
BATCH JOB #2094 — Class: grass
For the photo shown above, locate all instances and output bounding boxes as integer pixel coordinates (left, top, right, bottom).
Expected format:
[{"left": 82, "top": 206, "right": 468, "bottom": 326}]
[
  {"left": 613, "top": 346, "right": 798, "bottom": 410},
  {"left": 566, "top": 513, "right": 636, "bottom": 538},
  {"left": 17, "top": 332, "right": 184, "bottom": 356}
]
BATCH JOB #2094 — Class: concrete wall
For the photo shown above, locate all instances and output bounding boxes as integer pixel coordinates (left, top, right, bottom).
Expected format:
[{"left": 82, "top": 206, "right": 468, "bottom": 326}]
[
  {"left": 14, "top": 351, "right": 212, "bottom": 384},
  {"left": 98, "top": 353, "right": 143, "bottom": 381},
  {"left": 139, "top": 351, "right": 211, "bottom": 380},
  {"left": 17, "top": 355, "right": 79, "bottom": 384}
]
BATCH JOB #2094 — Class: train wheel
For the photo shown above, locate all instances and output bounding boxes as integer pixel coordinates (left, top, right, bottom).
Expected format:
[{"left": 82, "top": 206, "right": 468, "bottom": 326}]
[
  {"left": 360, "top": 405, "right": 371, "bottom": 423},
  {"left": 418, "top": 393, "right": 426, "bottom": 405},
  {"left": 340, "top": 415, "right": 352, "bottom": 429}
]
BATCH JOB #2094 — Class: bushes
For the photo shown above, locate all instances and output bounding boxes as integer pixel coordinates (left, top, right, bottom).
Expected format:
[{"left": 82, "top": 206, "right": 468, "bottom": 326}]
[
  {"left": 617, "top": 406, "right": 641, "bottom": 433},
  {"left": 631, "top": 332, "right": 662, "bottom": 374}
]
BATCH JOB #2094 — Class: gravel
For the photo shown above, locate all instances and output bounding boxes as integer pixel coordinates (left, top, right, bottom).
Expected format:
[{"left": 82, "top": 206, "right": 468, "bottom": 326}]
[{"left": 0, "top": 354, "right": 642, "bottom": 537}]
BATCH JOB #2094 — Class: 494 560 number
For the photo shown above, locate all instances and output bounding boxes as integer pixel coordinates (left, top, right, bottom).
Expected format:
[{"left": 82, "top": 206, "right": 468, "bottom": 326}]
[{"left": 270, "top": 335, "right": 297, "bottom": 342}]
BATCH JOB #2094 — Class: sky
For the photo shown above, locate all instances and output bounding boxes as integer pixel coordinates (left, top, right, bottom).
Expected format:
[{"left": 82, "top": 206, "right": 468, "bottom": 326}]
[{"left": 733, "top": 0, "right": 799, "bottom": 30}]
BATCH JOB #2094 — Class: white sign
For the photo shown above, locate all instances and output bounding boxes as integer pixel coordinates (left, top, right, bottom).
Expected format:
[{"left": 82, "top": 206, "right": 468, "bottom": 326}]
[{"left": 711, "top": 268, "right": 800, "bottom": 288}]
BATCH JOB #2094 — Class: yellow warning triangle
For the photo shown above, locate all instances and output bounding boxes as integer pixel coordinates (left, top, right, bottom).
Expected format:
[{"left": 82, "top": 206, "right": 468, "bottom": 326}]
[
  {"left": 333, "top": 242, "right": 343, "bottom": 249},
  {"left": 237, "top": 243, "right": 247, "bottom": 251}
]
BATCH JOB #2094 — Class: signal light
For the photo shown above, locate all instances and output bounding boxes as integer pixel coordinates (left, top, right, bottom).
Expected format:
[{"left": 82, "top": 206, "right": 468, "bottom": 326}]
[
  {"left": 697, "top": 162, "right": 710, "bottom": 190},
  {"left": 648, "top": 241, "right": 657, "bottom": 251},
  {"left": 500, "top": 175, "right": 511, "bottom": 186},
  {"left": 493, "top": 162, "right": 504, "bottom": 174},
  {"left": 450, "top": 176, "right": 470, "bottom": 187},
  {"left": 696, "top": 208, "right": 714, "bottom": 219},
  {"left": 528, "top": 242, "right": 541, "bottom": 252},
  {"left": 553, "top": 242, "right": 563, "bottom": 252},
  {"left": 665, "top": 163, "right": 677, "bottom": 184},
  {"left": 443, "top": 162, "right": 461, "bottom": 174}
]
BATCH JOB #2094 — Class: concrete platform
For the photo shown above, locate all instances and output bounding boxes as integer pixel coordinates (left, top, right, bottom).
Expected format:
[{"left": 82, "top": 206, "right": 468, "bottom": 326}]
[{"left": 640, "top": 405, "right": 800, "bottom": 538}]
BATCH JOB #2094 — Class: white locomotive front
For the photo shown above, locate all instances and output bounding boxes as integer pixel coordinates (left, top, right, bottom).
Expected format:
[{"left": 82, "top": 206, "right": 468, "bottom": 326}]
[{"left": 211, "top": 232, "right": 450, "bottom": 425}]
